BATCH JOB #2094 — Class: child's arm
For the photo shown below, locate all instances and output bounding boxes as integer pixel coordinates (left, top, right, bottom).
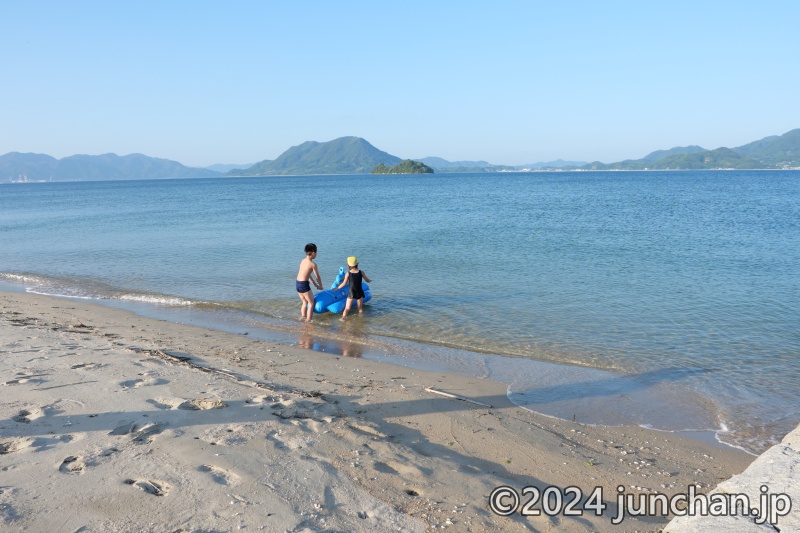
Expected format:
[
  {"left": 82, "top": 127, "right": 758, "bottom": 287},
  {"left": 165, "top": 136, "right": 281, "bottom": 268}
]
[
  {"left": 335, "top": 272, "right": 350, "bottom": 290},
  {"left": 362, "top": 271, "right": 372, "bottom": 283},
  {"left": 312, "top": 263, "right": 323, "bottom": 289}
]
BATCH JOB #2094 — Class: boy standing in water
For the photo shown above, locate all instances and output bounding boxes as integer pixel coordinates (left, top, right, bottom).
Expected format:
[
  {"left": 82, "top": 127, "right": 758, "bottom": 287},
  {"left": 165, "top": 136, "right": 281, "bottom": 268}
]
[
  {"left": 336, "top": 256, "right": 372, "bottom": 320},
  {"left": 296, "top": 243, "right": 323, "bottom": 322}
]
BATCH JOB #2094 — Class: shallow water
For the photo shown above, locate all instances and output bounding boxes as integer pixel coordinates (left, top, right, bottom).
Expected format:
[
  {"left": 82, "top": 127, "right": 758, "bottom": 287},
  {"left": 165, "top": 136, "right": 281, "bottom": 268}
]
[{"left": 2, "top": 171, "right": 798, "bottom": 453}]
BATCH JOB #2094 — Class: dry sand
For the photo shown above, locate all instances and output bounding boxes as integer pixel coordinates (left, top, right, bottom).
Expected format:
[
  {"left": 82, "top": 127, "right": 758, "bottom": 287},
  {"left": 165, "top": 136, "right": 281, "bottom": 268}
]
[{"left": 0, "top": 291, "right": 754, "bottom": 532}]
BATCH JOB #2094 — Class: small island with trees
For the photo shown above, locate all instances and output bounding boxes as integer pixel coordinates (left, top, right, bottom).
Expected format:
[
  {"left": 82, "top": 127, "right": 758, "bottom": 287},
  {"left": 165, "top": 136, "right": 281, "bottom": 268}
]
[{"left": 371, "top": 159, "right": 434, "bottom": 174}]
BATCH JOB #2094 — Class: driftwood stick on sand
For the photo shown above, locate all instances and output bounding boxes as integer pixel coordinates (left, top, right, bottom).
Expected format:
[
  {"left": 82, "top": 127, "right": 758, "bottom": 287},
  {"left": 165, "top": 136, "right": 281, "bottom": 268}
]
[{"left": 424, "top": 387, "right": 493, "bottom": 408}]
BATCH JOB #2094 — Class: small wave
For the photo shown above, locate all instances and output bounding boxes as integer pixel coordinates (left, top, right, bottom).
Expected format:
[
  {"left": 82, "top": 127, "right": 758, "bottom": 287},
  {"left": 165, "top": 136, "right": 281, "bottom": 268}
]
[
  {"left": 1, "top": 272, "right": 49, "bottom": 285},
  {"left": 26, "top": 288, "right": 96, "bottom": 300},
  {"left": 3, "top": 271, "right": 113, "bottom": 299},
  {"left": 1, "top": 271, "right": 199, "bottom": 308},
  {"left": 119, "top": 293, "right": 199, "bottom": 306}
]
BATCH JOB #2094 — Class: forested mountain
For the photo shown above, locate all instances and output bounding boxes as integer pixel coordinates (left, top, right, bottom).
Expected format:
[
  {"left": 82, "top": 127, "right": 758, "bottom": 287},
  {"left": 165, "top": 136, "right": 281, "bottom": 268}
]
[
  {"left": 371, "top": 160, "right": 434, "bottom": 174},
  {"left": 582, "top": 149, "right": 763, "bottom": 170},
  {"left": 648, "top": 148, "right": 763, "bottom": 169},
  {"left": 0, "top": 152, "right": 221, "bottom": 182},
  {"left": 581, "top": 129, "right": 800, "bottom": 170},
  {"left": 230, "top": 137, "right": 402, "bottom": 176},
  {"left": 732, "top": 128, "right": 800, "bottom": 167},
  {"left": 640, "top": 146, "right": 707, "bottom": 162}
]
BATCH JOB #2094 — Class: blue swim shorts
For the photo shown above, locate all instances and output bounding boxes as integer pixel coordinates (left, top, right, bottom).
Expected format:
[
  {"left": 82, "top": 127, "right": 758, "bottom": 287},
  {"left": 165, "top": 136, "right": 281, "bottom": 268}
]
[{"left": 296, "top": 280, "right": 311, "bottom": 293}]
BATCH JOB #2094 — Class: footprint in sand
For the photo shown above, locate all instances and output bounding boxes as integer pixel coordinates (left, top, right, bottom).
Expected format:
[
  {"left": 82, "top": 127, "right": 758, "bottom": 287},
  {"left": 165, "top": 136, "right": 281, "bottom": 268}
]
[
  {"left": 59, "top": 455, "right": 86, "bottom": 474},
  {"left": 99, "top": 446, "right": 121, "bottom": 458},
  {"left": 147, "top": 397, "right": 185, "bottom": 410},
  {"left": 71, "top": 362, "right": 102, "bottom": 370},
  {"left": 373, "top": 461, "right": 400, "bottom": 475},
  {"left": 198, "top": 464, "right": 239, "bottom": 486},
  {"left": 0, "top": 437, "right": 35, "bottom": 455},
  {"left": 245, "top": 394, "right": 273, "bottom": 405},
  {"left": 198, "top": 424, "right": 260, "bottom": 447},
  {"left": 3, "top": 377, "right": 30, "bottom": 385},
  {"left": 12, "top": 407, "right": 44, "bottom": 423},
  {"left": 7, "top": 371, "right": 50, "bottom": 385},
  {"left": 268, "top": 429, "right": 318, "bottom": 451},
  {"left": 372, "top": 458, "right": 430, "bottom": 479},
  {"left": 178, "top": 398, "right": 228, "bottom": 410},
  {"left": 131, "top": 423, "right": 165, "bottom": 444},
  {"left": 120, "top": 376, "right": 169, "bottom": 389},
  {"left": 109, "top": 421, "right": 166, "bottom": 444},
  {"left": 109, "top": 421, "right": 138, "bottom": 435},
  {"left": 124, "top": 478, "right": 170, "bottom": 496},
  {"left": 271, "top": 397, "right": 343, "bottom": 421}
]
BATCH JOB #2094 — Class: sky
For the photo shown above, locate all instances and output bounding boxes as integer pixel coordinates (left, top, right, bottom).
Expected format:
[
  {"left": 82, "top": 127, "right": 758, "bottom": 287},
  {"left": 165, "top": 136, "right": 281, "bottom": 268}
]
[{"left": 2, "top": 1, "right": 799, "bottom": 167}]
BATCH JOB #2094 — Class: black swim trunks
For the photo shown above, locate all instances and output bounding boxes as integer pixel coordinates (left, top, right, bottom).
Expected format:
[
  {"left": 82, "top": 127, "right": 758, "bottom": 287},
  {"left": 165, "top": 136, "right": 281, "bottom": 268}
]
[{"left": 296, "top": 280, "right": 311, "bottom": 293}]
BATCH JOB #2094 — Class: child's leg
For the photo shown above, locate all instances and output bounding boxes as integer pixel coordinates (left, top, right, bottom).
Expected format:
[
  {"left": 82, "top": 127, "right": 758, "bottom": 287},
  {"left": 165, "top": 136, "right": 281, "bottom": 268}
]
[
  {"left": 341, "top": 298, "right": 353, "bottom": 320},
  {"left": 298, "top": 293, "right": 307, "bottom": 319},
  {"left": 356, "top": 298, "right": 364, "bottom": 314},
  {"left": 306, "top": 291, "right": 315, "bottom": 321},
  {"left": 300, "top": 291, "right": 315, "bottom": 321}
]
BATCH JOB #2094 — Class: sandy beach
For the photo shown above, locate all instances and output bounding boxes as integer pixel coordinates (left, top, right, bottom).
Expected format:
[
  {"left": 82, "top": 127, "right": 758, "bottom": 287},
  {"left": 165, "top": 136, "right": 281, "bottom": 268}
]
[{"left": 0, "top": 290, "right": 757, "bottom": 532}]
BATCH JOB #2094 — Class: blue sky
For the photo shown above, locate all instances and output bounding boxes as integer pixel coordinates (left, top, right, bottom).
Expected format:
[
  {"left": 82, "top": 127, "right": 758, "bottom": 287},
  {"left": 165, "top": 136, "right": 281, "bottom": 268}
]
[{"left": 2, "top": 1, "right": 798, "bottom": 167}]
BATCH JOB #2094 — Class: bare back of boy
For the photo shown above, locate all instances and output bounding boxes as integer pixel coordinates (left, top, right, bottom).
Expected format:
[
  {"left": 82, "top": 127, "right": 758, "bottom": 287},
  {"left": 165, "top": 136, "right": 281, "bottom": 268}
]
[{"left": 296, "top": 256, "right": 318, "bottom": 285}]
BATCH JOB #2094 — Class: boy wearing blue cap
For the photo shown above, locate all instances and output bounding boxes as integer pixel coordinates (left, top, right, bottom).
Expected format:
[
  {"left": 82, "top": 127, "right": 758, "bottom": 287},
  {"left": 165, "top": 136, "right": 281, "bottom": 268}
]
[{"left": 335, "top": 256, "right": 372, "bottom": 320}]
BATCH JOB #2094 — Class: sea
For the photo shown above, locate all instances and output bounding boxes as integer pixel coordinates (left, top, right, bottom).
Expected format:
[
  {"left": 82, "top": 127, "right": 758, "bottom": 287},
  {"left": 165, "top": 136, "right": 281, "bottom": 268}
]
[{"left": 2, "top": 170, "right": 798, "bottom": 455}]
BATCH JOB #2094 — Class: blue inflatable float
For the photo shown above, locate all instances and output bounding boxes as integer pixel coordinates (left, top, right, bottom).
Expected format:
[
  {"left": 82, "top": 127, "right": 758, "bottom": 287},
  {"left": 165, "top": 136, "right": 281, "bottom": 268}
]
[{"left": 314, "top": 266, "right": 371, "bottom": 314}]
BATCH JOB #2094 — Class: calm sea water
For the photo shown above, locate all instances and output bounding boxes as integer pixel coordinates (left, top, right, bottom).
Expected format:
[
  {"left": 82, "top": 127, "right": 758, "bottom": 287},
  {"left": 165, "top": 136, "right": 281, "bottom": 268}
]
[{"left": 2, "top": 171, "right": 798, "bottom": 454}]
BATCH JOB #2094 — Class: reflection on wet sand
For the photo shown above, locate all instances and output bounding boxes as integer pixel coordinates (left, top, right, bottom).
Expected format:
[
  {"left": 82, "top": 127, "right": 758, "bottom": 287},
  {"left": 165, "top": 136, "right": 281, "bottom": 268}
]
[
  {"left": 296, "top": 333, "right": 317, "bottom": 351},
  {"left": 296, "top": 333, "right": 363, "bottom": 358},
  {"left": 341, "top": 341, "right": 362, "bottom": 358}
]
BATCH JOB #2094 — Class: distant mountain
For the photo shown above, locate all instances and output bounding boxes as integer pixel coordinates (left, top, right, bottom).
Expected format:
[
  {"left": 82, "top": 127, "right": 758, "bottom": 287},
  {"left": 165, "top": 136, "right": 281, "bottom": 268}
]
[
  {"left": 417, "top": 157, "right": 492, "bottom": 169},
  {"left": 732, "top": 128, "right": 800, "bottom": 167},
  {"left": 230, "top": 137, "right": 402, "bottom": 176},
  {"left": 518, "top": 159, "right": 588, "bottom": 169},
  {"left": 0, "top": 152, "right": 221, "bottom": 182},
  {"left": 651, "top": 147, "right": 763, "bottom": 169},
  {"left": 580, "top": 129, "right": 800, "bottom": 170},
  {"left": 5, "top": 128, "right": 798, "bottom": 182},
  {"left": 582, "top": 148, "right": 763, "bottom": 171},
  {"left": 206, "top": 162, "right": 257, "bottom": 173},
  {"left": 371, "top": 159, "right": 434, "bottom": 174},
  {"left": 0, "top": 153, "right": 57, "bottom": 180},
  {"left": 640, "top": 146, "right": 706, "bottom": 162},
  {"left": 415, "top": 157, "right": 514, "bottom": 172},
  {"left": 416, "top": 157, "right": 587, "bottom": 172}
]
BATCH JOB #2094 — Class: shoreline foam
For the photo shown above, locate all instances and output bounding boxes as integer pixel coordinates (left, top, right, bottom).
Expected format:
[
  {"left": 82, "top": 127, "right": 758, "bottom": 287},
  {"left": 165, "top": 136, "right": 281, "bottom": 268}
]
[{"left": 0, "top": 290, "right": 762, "bottom": 531}]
